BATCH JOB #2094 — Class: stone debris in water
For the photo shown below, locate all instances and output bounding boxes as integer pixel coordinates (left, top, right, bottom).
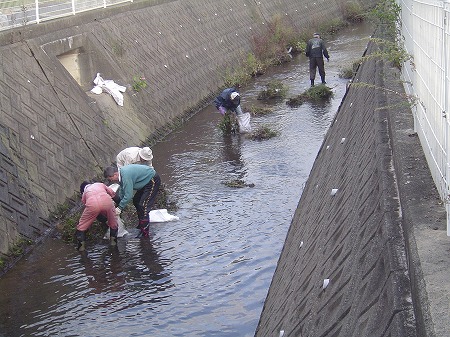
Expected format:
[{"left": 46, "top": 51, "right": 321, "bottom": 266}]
[{"left": 223, "top": 180, "right": 255, "bottom": 188}]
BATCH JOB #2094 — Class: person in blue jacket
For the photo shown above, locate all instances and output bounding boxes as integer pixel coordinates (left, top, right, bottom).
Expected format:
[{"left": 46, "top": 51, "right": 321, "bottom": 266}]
[
  {"left": 214, "top": 87, "right": 243, "bottom": 116},
  {"left": 305, "top": 33, "right": 330, "bottom": 87},
  {"left": 103, "top": 164, "right": 160, "bottom": 237}
]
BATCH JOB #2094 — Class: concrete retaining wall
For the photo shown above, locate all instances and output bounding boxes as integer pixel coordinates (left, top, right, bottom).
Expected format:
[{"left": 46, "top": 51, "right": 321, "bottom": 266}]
[
  {"left": 0, "top": 0, "right": 350, "bottom": 256},
  {"left": 0, "top": 0, "right": 419, "bottom": 336},
  {"left": 254, "top": 42, "right": 417, "bottom": 336}
]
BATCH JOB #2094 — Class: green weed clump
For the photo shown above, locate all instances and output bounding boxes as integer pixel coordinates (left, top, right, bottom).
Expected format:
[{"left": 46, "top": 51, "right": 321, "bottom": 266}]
[
  {"left": 217, "top": 112, "right": 239, "bottom": 134},
  {"left": 222, "top": 180, "right": 255, "bottom": 188},
  {"left": 286, "top": 85, "right": 334, "bottom": 107},
  {"left": 368, "top": 0, "right": 401, "bottom": 35},
  {"left": 223, "top": 14, "right": 310, "bottom": 87},
  {"left": 257, "top": 80, "right": 289, "bottom": 100},
  {"left": 247, "top": 105, "right": 274, "bottom": 116},
  {"left": 247, "top": 126, "right": 279, "bottom": 141}
]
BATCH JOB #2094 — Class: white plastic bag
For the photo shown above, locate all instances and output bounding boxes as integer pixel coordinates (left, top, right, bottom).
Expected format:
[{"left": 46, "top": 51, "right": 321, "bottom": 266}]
[
  {"left": 103, "top": 217, "right": 129, "bottom": 239},
  {"left": 91, "top": 73, "right": 126, "bottom": 106},
  {"left": 149, "top": 209, "right": 179, "bottom": 223},
  {"left": 237, "top": 112, "right": 252, "bottom": 133},
  {"left": 103, "top": 183, "right": 129, "bottom": 239}
]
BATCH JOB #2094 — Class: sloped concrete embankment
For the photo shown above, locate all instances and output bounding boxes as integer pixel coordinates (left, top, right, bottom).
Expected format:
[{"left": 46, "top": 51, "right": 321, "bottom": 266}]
[
  {"left": 255, "top": 42, "right": 417, "bottom": 336},
  {"left": 0, "top": 0, "right": 347, "bottom": 257}
]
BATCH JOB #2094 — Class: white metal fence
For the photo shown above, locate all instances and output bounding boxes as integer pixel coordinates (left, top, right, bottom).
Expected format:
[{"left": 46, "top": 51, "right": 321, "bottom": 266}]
[
  {"left": 0, "top": 0, "right": 132, "bottom": 30},
  {"left": 399, "top": 0, "right": 450, "bottom": 235}
]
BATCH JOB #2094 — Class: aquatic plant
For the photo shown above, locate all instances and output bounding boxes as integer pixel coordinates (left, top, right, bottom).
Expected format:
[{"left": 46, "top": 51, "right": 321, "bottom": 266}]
[
  {"left": 222, "top": 180, "right": 255, "bottom": 188},
  {"left": 247, "top": 104, "right": 274, "bottom": 116},
  {"left": 247, "top": 126, "right": 279, "bottom": 141},
  {"left": 257, "top": 80, "right": 289, "bottom": 100},
  {"left": 217, "top": 113, "right": 239, "bottom": 135},
  {"left": 286, "top": 85, "right": 334, "bottom": 107}
]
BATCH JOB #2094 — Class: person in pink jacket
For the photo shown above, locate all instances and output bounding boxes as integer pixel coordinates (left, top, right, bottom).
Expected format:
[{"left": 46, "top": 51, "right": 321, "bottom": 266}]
[{"left": 75, "top": 181, "right": 119, "bottom": 251}]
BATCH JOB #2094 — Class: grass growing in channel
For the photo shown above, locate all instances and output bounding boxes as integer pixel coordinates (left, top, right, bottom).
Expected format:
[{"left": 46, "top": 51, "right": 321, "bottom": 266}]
[
  {"left": 286, "top": 85, "right": 334, "bottom": 107},
  {"left": 219, "top": 3, "right": 368, "bottom": 132}
]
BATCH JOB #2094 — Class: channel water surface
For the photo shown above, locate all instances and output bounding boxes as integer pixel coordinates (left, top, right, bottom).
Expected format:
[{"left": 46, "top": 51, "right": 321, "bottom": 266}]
[{"left": 0, "top": 23, "right": 373, "bottom": 337}]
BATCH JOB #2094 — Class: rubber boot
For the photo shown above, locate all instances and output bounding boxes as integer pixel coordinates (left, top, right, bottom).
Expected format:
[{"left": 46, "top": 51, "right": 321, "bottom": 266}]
[
  {"left": 75, "top": 230, "right": 86, "bottom": 252},
  {"left": 137, "top": 220, "right": 150, "bottom": 238},
  {"left": 321, "top": 77, "right": 326, "bottom": 84},
  {"left": 110, "top": 228, "right": 118, "bottom": 247},
  {"left": 310, "top": 79, "right": 314, "bottom": 87}
]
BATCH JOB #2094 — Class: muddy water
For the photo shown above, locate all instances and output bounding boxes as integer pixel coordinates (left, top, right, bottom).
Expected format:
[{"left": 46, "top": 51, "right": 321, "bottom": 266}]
[{"left": 0, "top": 23, "right": 373, "bottom": 337}]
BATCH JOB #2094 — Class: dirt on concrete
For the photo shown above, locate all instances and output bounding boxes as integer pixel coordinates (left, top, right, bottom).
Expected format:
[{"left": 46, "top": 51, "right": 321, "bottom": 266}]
[{"left": 387, "top": 68, "right": 450, "bottom": 337}]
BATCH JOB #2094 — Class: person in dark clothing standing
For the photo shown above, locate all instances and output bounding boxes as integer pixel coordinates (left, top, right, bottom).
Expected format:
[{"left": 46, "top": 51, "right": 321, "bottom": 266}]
[
  {"left": 104, "top": 164, "right": 161, "bottom": 238},
  {"left": 305, "top": 33, "right": 330, "bottom": 87}
]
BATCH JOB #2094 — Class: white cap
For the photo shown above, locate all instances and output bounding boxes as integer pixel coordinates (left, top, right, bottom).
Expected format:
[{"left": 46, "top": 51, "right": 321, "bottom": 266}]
[
  {"left": 230, "top": 92, "right": 239, "bottom": 100},
  {"left": 138, "top": 147, "right": 153, "bottom": 161}
]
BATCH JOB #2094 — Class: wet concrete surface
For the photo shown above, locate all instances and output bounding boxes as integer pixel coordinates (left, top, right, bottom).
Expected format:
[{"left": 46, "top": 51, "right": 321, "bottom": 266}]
[{"left": 0, "top": 23, "right": 374, "bottom": 337}]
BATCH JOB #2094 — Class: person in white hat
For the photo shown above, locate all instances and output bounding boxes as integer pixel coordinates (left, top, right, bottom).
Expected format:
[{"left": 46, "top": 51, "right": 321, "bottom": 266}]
[
  {"left": 116, "top": 146, "right": 153, "bottom": 169},
  {"left": 214, "top": 87, "right": 243, "bottom": 116},
  {"left": 213, "top": 87, "right": 251, "bottom": 133}
]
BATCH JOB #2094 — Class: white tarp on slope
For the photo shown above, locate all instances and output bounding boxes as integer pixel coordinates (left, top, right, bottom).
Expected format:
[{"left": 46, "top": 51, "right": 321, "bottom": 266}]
[{"left": 91, "top": 73, "right": 126, "bottom": 106}]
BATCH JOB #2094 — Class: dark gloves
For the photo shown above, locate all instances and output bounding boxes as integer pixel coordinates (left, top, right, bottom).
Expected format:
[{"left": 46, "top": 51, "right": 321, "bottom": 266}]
[{"left": 112, "top": 194, "right": 121, "bottom": 206}]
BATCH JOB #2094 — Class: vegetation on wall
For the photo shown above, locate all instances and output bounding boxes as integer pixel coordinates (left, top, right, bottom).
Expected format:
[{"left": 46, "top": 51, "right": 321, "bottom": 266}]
[
  {"left": 0, "top": 236, "right": 33, "bottom": 276},
  {"left": 349, "top": 0, "right": 415, "bottom": 110},
  {"left": 132, "top": 76, "right": 148, "bottom": 92},
  {"left": 365, "top": 0, "right": 409, "bottom": 68}
]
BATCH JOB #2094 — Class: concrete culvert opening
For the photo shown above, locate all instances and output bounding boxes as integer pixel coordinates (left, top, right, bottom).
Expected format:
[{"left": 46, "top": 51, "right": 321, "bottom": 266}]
[{"left": 57, "top": 47, "right": 93, "bottom": 91}]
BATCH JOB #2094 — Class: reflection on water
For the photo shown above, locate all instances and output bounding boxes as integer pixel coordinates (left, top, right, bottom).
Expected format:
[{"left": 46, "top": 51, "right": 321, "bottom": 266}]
[{"left": 0, "top": 23, "right": 373, "bottom": 337}]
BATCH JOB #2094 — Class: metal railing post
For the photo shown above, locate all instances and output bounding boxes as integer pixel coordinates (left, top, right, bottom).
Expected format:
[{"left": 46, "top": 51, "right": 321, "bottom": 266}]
[
  {"left": 35, "top": 0, "right": 40, "bottom": 23},
  {"left": 444, "top": 0, "right": 450, "bottom": 236}
]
